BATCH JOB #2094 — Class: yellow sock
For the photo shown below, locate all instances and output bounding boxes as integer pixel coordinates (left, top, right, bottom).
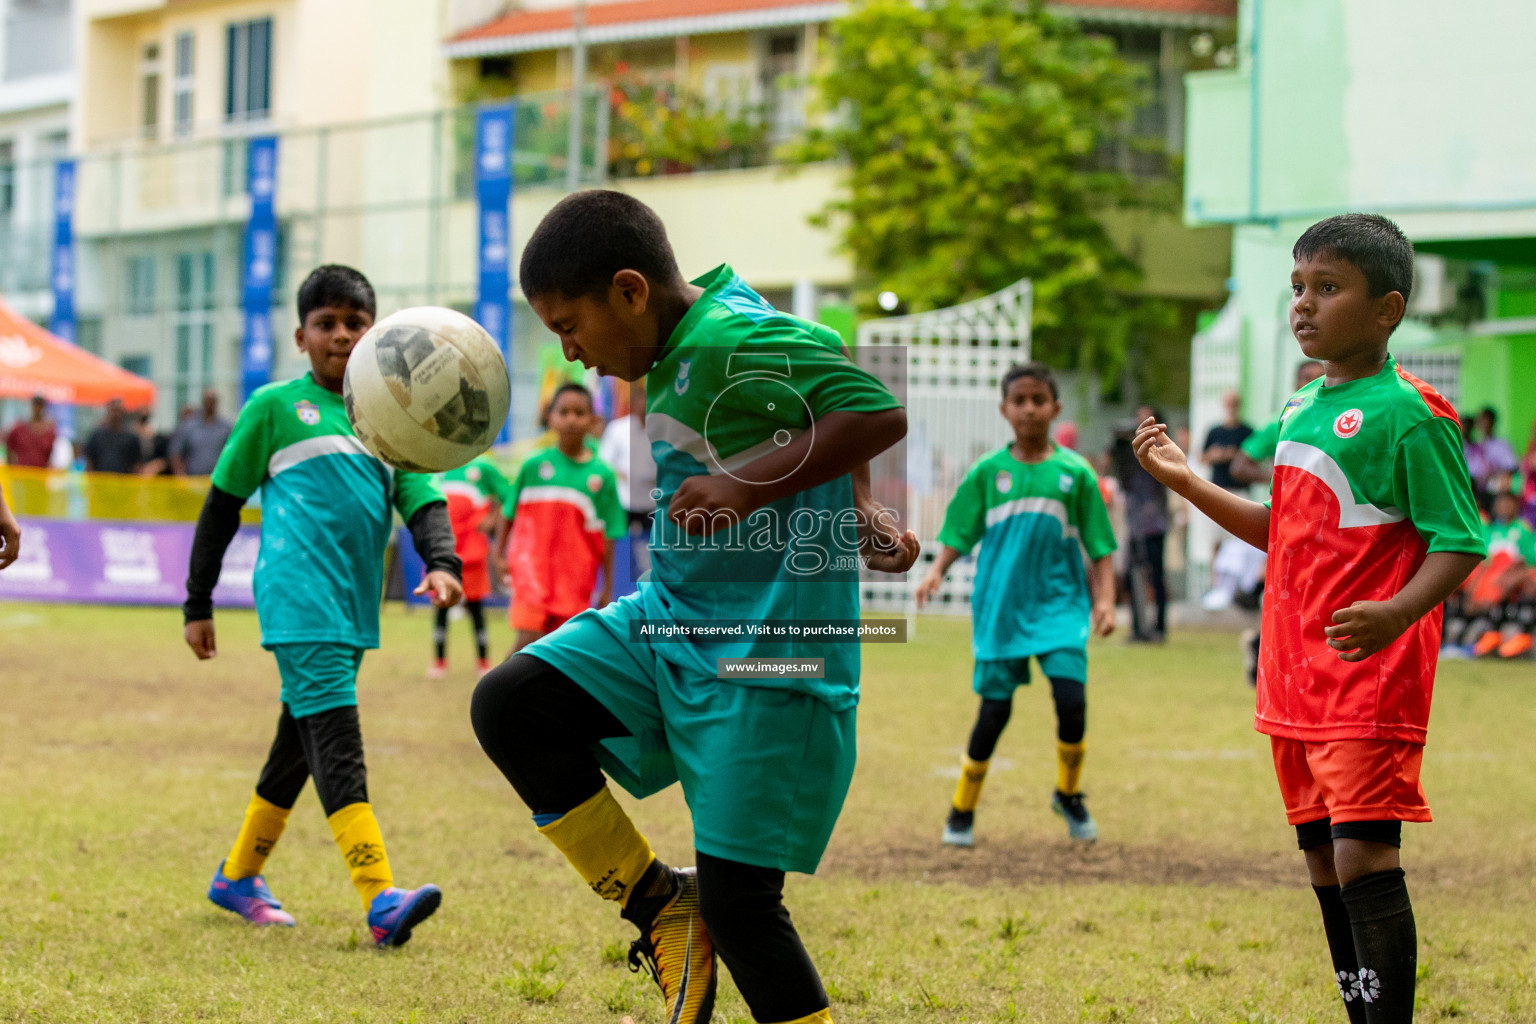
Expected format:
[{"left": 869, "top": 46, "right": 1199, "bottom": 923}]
[
  {"left": 538, "top": 786, "right": 656, "bottom": 906},
  {"left": 327, "top": 802, "right": 394, "bottom": 909},
  {"left": 766, "top": 1010, "right": 833, "bottom": 1024},
  {"left": 1057, "top": 741, "right": 1086, "bottom": 795},
  {"left": 952, "top": 756, "right": 989, "bottom": 813},
  {"left": 224, "top": 792, "right": 291, "bottom": 880}
]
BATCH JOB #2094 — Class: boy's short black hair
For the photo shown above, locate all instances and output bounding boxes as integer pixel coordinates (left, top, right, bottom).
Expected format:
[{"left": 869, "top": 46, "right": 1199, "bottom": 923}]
[
  {"left": 1000, "top": 361, "right": 1058, "bottom": 400},
  {"left": 297, "top": 265, "right": 376, "bottom": 322},
  {"left": 1292, "top": 214, "right": 1415, "bottom": 304},
  {"left": 520, "top": 190, "right": 682, "bottom": 301},
  {"left": 542, "top": 382, "right": 593, "bottom": 427}
]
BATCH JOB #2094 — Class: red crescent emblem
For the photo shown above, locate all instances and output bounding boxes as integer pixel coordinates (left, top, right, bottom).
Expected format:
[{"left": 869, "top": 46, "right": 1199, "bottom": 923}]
[{"left": 1334, "top": 409, "right": 1363, "bottom": 438}]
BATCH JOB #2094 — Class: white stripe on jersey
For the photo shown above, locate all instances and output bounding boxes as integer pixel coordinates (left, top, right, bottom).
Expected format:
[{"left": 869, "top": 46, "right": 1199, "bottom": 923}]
[
  {"left": 267, "top": 434, "right": 384, "bottom": 478},
  {"left": 644, "top": 412, "right": 806, "bottom": 478},
  {"left": 1274, "top": 441, "right": 1406, "bottom": 528},
  {"left": 517, "top": 484, "right": 602, "bottom": 533},
  {"left": 984, "top": 495, "right": 1081, "bottom": 543}
]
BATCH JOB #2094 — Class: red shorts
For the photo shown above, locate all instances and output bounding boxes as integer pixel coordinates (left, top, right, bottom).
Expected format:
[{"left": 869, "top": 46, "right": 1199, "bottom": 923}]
[
  {"left": 1270, "top": 737, "right": 1432, "bottom": 825},
  {"left": 509, "top": 604, "right": 577, "bottom": 634},
  {"left": 460, "top": 558, "right": 491, "bottom": 603}
]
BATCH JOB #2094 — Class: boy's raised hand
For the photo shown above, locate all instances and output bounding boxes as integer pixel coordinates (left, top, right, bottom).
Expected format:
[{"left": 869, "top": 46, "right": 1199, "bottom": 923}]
[
  {"left": 185, "top": 619, "right": 217, "bottom": 660},
  {"left": 1132, "top": 417, "right": 1195, "bottom": 491},
  {"left": 415, "top": 570, "right": 464, "bottom": 609}
]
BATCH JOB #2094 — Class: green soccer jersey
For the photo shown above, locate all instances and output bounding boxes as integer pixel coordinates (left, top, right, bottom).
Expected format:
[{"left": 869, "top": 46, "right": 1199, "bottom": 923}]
[
  {"left": 211, "top": 373, "right": 444, "bottom": 649},
  {"left": 937, "top": 444, "right": 1116, "bottom": 660},
  {"left": 640, "top": 264, "right": 902, "bottom": 709},
  {"left": 1486, "top": 518, "right": 1536, "bottom": 564}
]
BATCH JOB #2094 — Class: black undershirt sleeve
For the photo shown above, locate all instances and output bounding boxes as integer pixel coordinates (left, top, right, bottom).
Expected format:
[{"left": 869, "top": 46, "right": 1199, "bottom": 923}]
[
  {"left": 183, "top": 485, "right": 246, "bottom": 624},
  {"left": 407, "top": 500, "right": 462, "bottom": 579}
]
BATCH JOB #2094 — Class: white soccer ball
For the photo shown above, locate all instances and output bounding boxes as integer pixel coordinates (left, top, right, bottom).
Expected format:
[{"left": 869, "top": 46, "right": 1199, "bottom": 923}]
[{"left": 342, "top": 306, "right": 511, "bottom": 473}]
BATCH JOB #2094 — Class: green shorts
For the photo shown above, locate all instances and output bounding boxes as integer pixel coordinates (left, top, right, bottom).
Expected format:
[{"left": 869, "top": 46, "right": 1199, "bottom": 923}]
[
  {"left": 272, "top": 644, "right": 365, "bottom": 719},
  {"left": 974, "top": 647, "right": 1088, "bottom": 701},
  {"left": 525, "top": 595, "right": 857, "bottom": 875}
]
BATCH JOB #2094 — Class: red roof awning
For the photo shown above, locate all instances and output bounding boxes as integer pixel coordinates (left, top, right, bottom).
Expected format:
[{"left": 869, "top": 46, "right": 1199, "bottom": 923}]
[
  {"left": 0, "top": 297, "right": 155, "bottom": 409},
  {"left": 446, "top": 0, "right": 1236, "bottom": 55}
]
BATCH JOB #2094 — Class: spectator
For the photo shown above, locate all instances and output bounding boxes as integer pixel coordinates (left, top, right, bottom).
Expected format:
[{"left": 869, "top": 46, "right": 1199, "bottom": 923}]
[
  {"left": 133, "top": 412, "right": 172, "bottom": 477},
  {"left": 1201, "top": 390, "right": 1253, "bottom": 492},
  {"left": 1054, "top": 421, "right": 1079, "bottom": 451},
  {"left": 1115, "top": 405, "right": 1171, "bottom": 642},
  {"left": 1520, "top": 420, "right": 1536, "bottom": 529},
  {"left": 82, "top": 399, "right": 142, "bottom": 474},
  {"left": 169, "top": 389, "right": 232, "bottom": 476},
  {"left": 1468, "top": 406, "right": 1518, "bottom": 498},
  {"left": 5, "top": 394, "right": 58, "bottom": 468}
]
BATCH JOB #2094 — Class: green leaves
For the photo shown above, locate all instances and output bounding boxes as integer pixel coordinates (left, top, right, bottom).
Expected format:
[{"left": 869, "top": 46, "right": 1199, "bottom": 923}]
[{"left": 794, "top": 0, "right": 1169, "bottom": 376}]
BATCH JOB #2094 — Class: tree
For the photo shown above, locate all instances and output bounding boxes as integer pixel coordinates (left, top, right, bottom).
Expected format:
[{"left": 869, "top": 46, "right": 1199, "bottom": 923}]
[{"left": 795, "top": 0, "right": 1172, "bottom": 377}]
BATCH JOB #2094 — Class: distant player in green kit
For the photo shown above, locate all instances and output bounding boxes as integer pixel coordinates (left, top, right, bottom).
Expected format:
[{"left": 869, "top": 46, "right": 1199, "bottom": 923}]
[
  {"left": 184, "top": 265, "right": 462, "bottom": 946},
  {"left": 431, "top": 453, "right": 511, "bottom": 678},
  {"left": 471, "top": 190, "right": 918, "bottom": 1024},
  {"left": 915, "top": 361, "right": 1116, "bottom": 846}
]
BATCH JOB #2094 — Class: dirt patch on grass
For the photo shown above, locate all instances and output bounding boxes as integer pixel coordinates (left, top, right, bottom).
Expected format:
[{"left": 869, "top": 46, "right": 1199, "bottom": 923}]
[{"left": 821, "top": 835, "right": 1301, "bottom": 888}]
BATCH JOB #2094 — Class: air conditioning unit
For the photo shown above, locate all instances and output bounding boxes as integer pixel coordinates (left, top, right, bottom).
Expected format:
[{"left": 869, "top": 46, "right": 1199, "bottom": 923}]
[{"left": 1409, "top": 253, "right": 1449, "bottom": 315}]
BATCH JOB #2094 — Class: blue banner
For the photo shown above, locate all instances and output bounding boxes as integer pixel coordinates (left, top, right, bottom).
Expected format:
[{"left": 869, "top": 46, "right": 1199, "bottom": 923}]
[
  {"left": 474, "top": 102, "right": 516, "bottom": 443},
  {"left": 241, "top": 136, "right": 279, "bottom": 400},
  {"left": 50, "top": 159, "right": 76, "bottom": 343}
]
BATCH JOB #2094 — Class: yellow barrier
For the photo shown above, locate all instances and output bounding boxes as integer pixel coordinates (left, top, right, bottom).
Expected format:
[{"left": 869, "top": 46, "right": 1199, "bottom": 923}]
[{"left": 0, "top": 465, "right": 261, "bottom": 524}]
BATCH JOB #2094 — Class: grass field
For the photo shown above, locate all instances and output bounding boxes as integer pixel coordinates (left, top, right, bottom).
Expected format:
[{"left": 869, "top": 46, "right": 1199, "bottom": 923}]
[{"left": 2, "top": 602, "right": 1533, "bottom": 1023}]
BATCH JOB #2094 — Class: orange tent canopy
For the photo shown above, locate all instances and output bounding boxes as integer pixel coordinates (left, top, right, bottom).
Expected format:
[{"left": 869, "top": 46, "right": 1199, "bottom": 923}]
[{"left": 0, "top": 296, "right": 155, "bottom": 409}]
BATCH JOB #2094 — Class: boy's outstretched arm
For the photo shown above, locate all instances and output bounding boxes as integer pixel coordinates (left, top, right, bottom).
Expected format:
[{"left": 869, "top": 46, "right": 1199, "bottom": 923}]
[
  {"left": 183, "top": 485, "right": 247, "bottom": 659},
  {"left": 668, "top": 408, "right": 907, "bottom": 534},
  {"left": 851, "top": 459, "right": 920, "bottom": 574},
  {"left": 1089, "top": 554, "right": 1116, "bottom": 637},
  {"left": 1326, "top": 551, "right": 1481, "bottom": 662},
  {"left": 406, "top": 501, "right": 465, "bottom": 609},
  {"left": 1132, "top": 416, "right": 1270, "bottom": 550}
]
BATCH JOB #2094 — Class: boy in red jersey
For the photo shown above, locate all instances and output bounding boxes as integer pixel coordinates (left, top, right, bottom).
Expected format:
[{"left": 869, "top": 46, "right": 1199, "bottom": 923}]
[{"left": 1133, "top": 214, "right": 1483, "bottom": 1024}]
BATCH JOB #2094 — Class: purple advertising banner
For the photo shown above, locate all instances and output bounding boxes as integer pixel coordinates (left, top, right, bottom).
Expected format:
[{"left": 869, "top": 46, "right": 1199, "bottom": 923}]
[{"left": 0, "top": 517, "right": 258, "bottom": 608}]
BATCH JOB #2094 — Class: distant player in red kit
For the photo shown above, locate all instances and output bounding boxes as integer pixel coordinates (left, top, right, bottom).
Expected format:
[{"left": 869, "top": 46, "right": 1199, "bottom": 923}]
[{"left": 1132, "top": 214, "right": 1483, "bottom": 1024}]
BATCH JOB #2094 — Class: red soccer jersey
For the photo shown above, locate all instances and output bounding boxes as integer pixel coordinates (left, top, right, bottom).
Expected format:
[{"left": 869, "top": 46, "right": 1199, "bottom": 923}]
[
  {"left": 1258, "top": 359, "right": 1484, "bottom": 744},
  {"left": 503, "top": 447, "right": 626, "bottom": 619}
]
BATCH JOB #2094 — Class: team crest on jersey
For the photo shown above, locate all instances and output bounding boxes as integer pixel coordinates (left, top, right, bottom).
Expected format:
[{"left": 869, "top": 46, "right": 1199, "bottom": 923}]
[
  {"left": 995, "top": 471, "right": 1012, "bottom": 494},
  {"left": 294, "top": 400, "right": 320, "bottom": 426},
  {"left": 674, "top": 360, "right": 691, "bottom": 395},
  {"left": 587, "top": 474, "right": 603, "bottom": 494},
  {"left": 1059, "top": 473, "right": 1073, "bottom": 493},
  {"left": 466, "top": 465, "right": 481, "bottom": 482},
  {"left": 538, "top": 461, "right": 555, "bottom": 481},
  {"left": 1334, "top": 408, "right": 1364, "bottom": 439},
  {"left": 1280, "top": 396, "right": 1306, "bottom": 423}
]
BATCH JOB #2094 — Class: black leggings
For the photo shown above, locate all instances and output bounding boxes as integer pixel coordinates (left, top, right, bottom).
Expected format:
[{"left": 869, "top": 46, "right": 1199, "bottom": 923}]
[
  {"left": 470, "top": 654, "right": 828, "bottom": 1021},
  {"left": 434, "top": 600, "right": 488, "bottom": 661},
  {"left": 254, "top": 704, "right": 369, "bottom": 817},
  {"left": 966, "top": 676, "right": 1086, "bottom": 762},
  {"left": 1126, "top": 532, "right": 1168, "bottom": 637}
]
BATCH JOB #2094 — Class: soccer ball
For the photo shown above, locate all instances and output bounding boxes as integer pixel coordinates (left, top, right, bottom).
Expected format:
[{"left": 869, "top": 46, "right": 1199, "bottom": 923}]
[{"left": 343, "top": 307, "right": 511, "bottom": 473}]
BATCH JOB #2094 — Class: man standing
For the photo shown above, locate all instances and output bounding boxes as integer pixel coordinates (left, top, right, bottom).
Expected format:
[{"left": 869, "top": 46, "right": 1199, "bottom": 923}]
[
  {"left": 170, "top": 389, "right": 233, "bottom": 476},
  {"left": 82, "top": 399, "right": 142, "bottom": 474},
  {"left": 5, "top": 394, "right": 58, "bottom": 468},
  {"left": 1201, "top": 390, "right": 1253, "bottom": 493}
]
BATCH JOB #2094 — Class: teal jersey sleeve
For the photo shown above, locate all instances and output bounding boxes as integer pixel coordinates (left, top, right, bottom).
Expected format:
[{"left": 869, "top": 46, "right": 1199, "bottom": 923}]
[
  {"left": 1242, "top": 419, "right": 1281, "bottom": 462},
  {"left": 1074, "top": 467, "right": 1117, "bottom": 561},
  {"left": 935, "top": 460, "right": 987, "bottom": 554},
  {"left": 596, "top": 464, "right": 627, "bottom": 539},
  {"left": 1396, "top": 416, "right": 1485, "bottom": 556},
  {"left": 392, "top": 470, "right": 445, "bottom": 522},
  {"left": 210, "top": 390, "right": 274, "bottom": 499}
]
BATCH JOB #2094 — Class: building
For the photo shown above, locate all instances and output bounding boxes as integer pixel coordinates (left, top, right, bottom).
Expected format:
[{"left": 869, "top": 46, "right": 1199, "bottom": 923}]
[
  {"left": 51, "top": 0, "right": 1236, "bottom": 434},
  {"left": 0, "top": 0, "right": 73, "bottom": 322},
  {"left": 1184, "top": 0, "right": 1536, "bottom": 456}
]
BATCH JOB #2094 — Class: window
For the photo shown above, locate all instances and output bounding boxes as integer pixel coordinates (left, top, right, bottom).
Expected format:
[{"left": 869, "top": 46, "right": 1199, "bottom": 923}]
[
  {"left": 173, "top": 31, "right": 195, "bottom": 135},
  {"left": 126, "top": 256, "right": 156, "bottom": 315},
  {"left": 141, "top": 42, "right": 162, "bottom": 140},
  {"left": 120, "top": 354, "right": 152, "bottom": 379},
  {"left": 174, "top": 251, "right": 216, "bottom": 410},
  {"left": 0, "top": 140, "right": 13, "bottom": 219},
  {"left": 225, "top": 18, "right": 272, "bottom": 124}
]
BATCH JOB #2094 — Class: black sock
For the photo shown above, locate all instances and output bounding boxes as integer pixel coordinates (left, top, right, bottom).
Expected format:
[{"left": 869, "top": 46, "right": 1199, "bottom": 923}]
[
  {"left": 467, "top": 601, "right": 488, "bottom": 660},
  {"left": 1314, "top": 885, "right": 1368, "bottom": 1024},
  {"left": 433, "top": 607, "right": 448, "bottom": 660},
  {"left": 620, "top": 858, "right": 678, "bottom": 930},
  {"left": 1341, "top": 869, "right": 1416, "bottom": 1024}
]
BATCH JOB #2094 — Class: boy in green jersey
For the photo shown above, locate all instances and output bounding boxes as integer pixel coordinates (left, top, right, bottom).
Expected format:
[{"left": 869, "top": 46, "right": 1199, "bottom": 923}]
[
  {"left": 915, "top": 362, "right": 1116, "bottom": 846},
  {"left": 183, "top": 266, "right": 463, "bottom": 946},
  {"left": 471, "top": 191, "right": 918, "bottom": 1024}
]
